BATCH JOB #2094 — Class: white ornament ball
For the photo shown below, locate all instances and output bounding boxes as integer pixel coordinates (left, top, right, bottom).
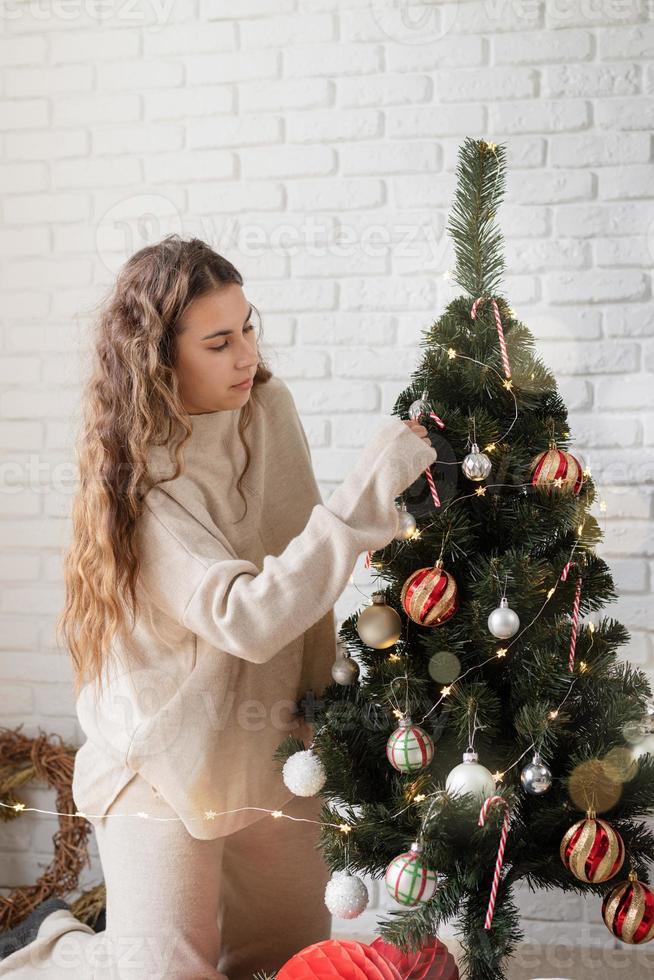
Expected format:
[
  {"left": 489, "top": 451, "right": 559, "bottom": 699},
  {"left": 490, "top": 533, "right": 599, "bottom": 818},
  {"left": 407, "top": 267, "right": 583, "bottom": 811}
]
[
  {"left": 445, "top": 749, "right": 496, "bottom": 804},
  {"left": 632, "top": 734, "right": 654, "bottom": 762},
  {"left": 331, "top": 654, "right": 360, "bottom": 686},
  {"left": 282, "top": 748, "right": 327, "bottom": 796},
  {"left": 324, "top": 870, "right": 369, "bottom": 919},
  {"left": 488, "top": 597, "right": 520, "bottom": 639},
  {"left": 395, "top": 506, "right": 417, "bottom": 541},
  {"left": 384, "top": 842, "right": 439, "bottom": 906}
]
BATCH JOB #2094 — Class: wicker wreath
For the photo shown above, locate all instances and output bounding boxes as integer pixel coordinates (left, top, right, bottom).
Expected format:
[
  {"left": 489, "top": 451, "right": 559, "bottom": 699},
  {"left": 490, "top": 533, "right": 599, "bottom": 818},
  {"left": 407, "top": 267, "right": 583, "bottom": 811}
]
[{"left": 0, "top": 725, "right": 105, "bottom": 931}]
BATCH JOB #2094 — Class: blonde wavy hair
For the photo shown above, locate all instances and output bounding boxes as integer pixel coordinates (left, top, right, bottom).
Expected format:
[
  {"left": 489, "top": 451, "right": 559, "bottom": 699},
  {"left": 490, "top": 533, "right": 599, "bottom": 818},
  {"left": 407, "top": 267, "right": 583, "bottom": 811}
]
[{"left": 57, "top": 235, "right": 273, "bottom": 698}]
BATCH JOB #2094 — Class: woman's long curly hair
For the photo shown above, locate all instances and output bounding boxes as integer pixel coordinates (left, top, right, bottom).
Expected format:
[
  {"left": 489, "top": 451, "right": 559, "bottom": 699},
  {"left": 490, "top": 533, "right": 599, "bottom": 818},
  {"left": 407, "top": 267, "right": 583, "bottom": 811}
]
[{"left": 57, "top": 235, "right": 273, "bottom": 698}]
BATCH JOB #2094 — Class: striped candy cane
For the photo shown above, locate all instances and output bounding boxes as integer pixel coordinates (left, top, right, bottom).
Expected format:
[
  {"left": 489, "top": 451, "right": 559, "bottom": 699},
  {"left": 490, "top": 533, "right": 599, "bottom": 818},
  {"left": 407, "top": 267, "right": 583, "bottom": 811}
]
[
  {"left": 470, "top": 296, "right": 512, "bottom": 380},
  {"left": 561, "top": 560, "right": 583, "bottom": 672},
  {"left": 478, "top": 795, "right": 512, "bottom": 930}
]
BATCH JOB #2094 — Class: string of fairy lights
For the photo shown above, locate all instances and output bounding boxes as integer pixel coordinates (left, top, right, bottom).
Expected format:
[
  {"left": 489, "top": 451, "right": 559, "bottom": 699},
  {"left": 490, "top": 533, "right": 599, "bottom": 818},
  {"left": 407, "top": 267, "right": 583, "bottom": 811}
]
[{"left": 0, "top": 303, "right": 614, "bottom": 845}]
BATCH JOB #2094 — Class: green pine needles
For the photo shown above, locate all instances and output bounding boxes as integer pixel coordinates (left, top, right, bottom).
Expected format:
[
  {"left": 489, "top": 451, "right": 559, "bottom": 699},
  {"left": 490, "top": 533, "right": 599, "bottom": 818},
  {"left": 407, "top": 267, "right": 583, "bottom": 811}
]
[{"left": 275, "top": 138, "right": 654, "bottom": 980}]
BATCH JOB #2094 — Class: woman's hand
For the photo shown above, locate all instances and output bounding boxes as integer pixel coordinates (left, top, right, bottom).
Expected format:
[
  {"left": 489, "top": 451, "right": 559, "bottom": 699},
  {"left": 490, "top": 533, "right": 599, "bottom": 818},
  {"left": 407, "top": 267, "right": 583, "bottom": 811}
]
[{"left": 402, "top": 418, "right": 432, "bottom": 447}]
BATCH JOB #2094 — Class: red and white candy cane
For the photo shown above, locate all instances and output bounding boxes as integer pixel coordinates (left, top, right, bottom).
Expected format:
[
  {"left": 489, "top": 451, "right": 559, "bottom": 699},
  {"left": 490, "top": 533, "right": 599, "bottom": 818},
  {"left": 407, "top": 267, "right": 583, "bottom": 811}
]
[
  {"left": 561, "top": 560, "right": 583, "bottom": 672},
  {"left": 364, "top": 411, "right": 445, "bottom": 567},
  {"left": 478, "top": 795, "right": 512, "bottom": 930},
  {"left": 470, "top": 296, "right": 512, "bottom": 380}
]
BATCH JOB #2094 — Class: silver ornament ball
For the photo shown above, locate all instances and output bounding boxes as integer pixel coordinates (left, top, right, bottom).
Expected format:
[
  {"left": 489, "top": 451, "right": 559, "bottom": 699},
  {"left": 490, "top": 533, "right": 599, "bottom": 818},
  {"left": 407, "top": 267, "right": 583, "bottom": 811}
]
[
  {"left": 462, "top": 443, "right": 492, "bottom": 481},
  {"left": 395, "top": 505, "right": 417, "bottom": 541},
  {"left": 488, "top": 597, "right": 520, "bottom": 639},
  {"left": 331, "top": 654, "right": 360, "bottom": 686},
  {"left": 520, "top": 752, "right": 552, "bottom": 795}
]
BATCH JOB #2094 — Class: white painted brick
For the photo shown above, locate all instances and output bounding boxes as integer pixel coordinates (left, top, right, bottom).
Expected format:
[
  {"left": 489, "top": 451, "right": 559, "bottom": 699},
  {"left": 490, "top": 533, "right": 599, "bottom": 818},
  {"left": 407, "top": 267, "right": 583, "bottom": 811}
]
[
  {"left": 336, "top": 74, "right": 432, "bottom": 107},
  {"left": 572, "top": 412, "right": 641, "bottom": 446},
  {"left": 144, "top": 149, "right": 235, "bottom": 183},
  {"left": 188, "top": 114, "right": 281, "bottom": 148},
  {"left": 386, "top": 104, "right": 485, "bottom": 138},
  {"left": 435, "top": 67, "right": 537, "bottom": 101},
  {"left": 187, "top": 50, "right": 278, "bottom": 85},
  {"left": 0, "top": 421, "right": 44, "bottom": 451},
  {"left": 333, "top": 347, "right": 420, "bottom": 379},
  {"left": 558, "top": 378, "right": 594, "bottom": 411},
  {"left": 50, "top": 29, "right": 140, "bottom": 64},
  {"left": 5, "top": 128, "right": 87, "bottom": 160},
  {"left": 0, "top": 489, "right": 40, "bottom": 518},
  {"left": 200, "top": 0, "right": 294, "bottom": 14},
  {"left": 0, "top": 227, "right": 49, "bottom": 256},
  {"left": 0, "top": 35, "right": 46, "bottom": 66},
  {"left": 507, "top": 238, "right": 590, "bottom": 273},
  {"left": 0, "top": 357, "right": 40, "bottom": 385},
  {"left": 555, "top": 203, "right": 652, "bottom": 237},
  {"left": 291, "top": 250, "right": 387, "bottom": 279},
  {"left": 144, "top": 86, "right": 233, "bottom": 120},
  {"left": 341, "top": 276, "right": 437, "bottom": 311},
  {"left": 92, "top": 122, "right": 184, "bottom": 155},
  {"left": 489, "top": 98, "right": 590, "bottom": 133},
  {"left": 493, "top": 28, "right": 593, "bottom": 64},
  {"left": 241, "top": 12, "right": 335, "bottom": 48},
  {"left": 545, "top": 270, "right": 648, "bottom": 304},
  {"left": 599, "top": 24, "right": 654, "bottom": 59},
  {"left": 545, "top": 1, "right": 646, "bottom": 29},
  {"left": 144, "top": 20, "right": 235, "bottom": 56},
  {"left": 1, "top": 259, "right": 93, "bottom": 289},
  {"left": 0, "top": 685, "right": 34, "bottom": 715},
  {"left": 53, "top": 92, "right": 140, "bottom": 127},
  {"left": 597, "top": 376, "right": 654, "bottom": 410},
  {"left": 5, "top": 64, "right": 93, "bottom": 98},
  {"left": 298, "top": 313, "right": 395, "bottom": 346},
  {"left": 0, "top": 556, "right": 40, "bottom": 582},
  {"left": 595, "top": 95, "right": 654, "bottom": 128},
  {"left": 544, "top": 63, "right": 640, "bottom": 97},
  {"left": 0, "top": 618, "right": 39, "bottom": 650},
  {"left": 4, "top": 192, "right": 89, "bottom": 225},
  {"left": 288, "top": 177, "right": 383, "bottom": 211},
  {"left": 239, "top": 78, "right": 331, "bottom": 112},
  {"left": 599, "top": 486, "right": 653, "bottom": 520},
  {"left": 521, "top": 308, "right": 603, "bottom": 342},
  {"left": 287, "top": 108, "right": 381, "bottom": 143},
  {"left": 550, "top": 131, "right": 650, "bottom": 166},
  {"left": 188, "top": 181, "right": 284, "bottom": 214},
  {"left": 609, "top": 558, "right": 650, "bottom": 592},
  {"left": 340, "top": 141, "right": 441, "bottom": 176},
  {"left": 598, "top": 165, "right": 654, "bottom": 199},
  {"left": 284, "top": 43, "right": 382, "bottom": 77},
  {"left": 0, "top": 99, "right": 48, "bottom": 130},
  {"left": 0, "top": 162, "right": 47, "bottom": 194},
  {"left": 0, "top": 388, "right": 80, "bottom": 419},
  {"left": 510, "top": 170, "right": 594, "bottom": 204},
  {"left": 242, "top": 145, "right": 335, "bottom": 179},
  {"left": 96, "top": 59, "right": 184, "bottom": 91},
  {"left": 595, "top": 236, "right": 649, "bottom": 267},
  {"left": 384, "top": 35, "right": 485, "bottom": 71}
]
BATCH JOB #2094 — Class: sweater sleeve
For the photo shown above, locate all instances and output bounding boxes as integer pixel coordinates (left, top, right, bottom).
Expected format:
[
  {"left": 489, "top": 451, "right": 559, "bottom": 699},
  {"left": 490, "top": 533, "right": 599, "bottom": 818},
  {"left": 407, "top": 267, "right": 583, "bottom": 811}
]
[{"left": 137, "top": 416, "right": 436, "bottom": 665}]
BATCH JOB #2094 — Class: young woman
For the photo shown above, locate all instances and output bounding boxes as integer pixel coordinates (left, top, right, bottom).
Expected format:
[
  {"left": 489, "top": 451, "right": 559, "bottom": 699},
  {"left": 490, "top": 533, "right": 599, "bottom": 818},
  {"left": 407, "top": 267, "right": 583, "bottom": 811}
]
[{"left": 0, "top": 235, "right": 436, "bottom": 978}]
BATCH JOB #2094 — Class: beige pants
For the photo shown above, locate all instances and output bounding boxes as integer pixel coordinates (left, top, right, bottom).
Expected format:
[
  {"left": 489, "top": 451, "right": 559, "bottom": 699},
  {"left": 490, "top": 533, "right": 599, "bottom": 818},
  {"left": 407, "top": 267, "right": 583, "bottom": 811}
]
[{"left": 0, "top": 773, "right": 332, "bottom": 979}]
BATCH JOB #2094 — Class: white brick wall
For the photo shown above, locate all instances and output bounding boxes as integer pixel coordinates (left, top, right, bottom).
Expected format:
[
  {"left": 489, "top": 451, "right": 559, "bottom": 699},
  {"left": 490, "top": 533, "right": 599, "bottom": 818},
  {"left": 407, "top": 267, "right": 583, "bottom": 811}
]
[{"left": 0, "top": 0, "right": 652, "bottom": 956}]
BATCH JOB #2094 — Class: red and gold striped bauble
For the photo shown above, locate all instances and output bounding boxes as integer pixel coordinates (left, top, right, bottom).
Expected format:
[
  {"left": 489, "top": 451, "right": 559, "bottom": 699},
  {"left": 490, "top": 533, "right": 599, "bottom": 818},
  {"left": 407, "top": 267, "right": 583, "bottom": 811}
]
[
  {"left": 400, "top": 561, "right": 458, "bottom": 627},
  {"left": 602, "top": 872, "right": 654, "bottom": 945},
  {"left": 560, "top": 814, "right": 625, "bottom": 883},
  {"left": 530, "top": 444, "right": 583, "bottom": 495}
]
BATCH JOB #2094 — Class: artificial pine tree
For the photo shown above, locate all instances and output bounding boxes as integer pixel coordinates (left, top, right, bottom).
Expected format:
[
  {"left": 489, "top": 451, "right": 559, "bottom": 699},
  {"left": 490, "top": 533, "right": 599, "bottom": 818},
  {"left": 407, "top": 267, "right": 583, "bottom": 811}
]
[{"left": 277, "top": 137, "right": 654, "bottom": 980}]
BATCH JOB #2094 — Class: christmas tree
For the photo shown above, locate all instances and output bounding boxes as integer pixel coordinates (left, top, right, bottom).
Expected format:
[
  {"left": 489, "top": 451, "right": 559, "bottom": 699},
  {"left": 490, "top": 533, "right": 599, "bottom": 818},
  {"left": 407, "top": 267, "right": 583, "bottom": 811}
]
[{"left": 277, "top": 137, "right": 654, "bottom": 980}]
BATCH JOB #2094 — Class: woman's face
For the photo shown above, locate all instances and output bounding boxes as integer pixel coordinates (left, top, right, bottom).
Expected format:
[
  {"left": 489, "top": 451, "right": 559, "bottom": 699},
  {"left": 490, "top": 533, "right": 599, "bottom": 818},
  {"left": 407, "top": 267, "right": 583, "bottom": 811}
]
[{"left": 174, "top": 283, "right": 260, "bottom": 415}]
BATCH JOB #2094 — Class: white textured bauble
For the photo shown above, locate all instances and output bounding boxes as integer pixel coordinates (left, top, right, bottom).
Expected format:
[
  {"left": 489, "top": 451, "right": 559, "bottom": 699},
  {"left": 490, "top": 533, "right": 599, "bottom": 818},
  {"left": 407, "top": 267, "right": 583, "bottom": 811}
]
[
  {"left": 394, "top": 505, "right": 417, "bottom": 541},
  {"left": 282, "top": 748, "right": 327, "bottom": 796},
  {"left": 356, "top": 591, "right": 402, "bottom": 649},
  {"left": 520, "top": 752, "right": 552, "bottom": 795},
  {"left": 324, "top": 870, "right": 369, "bottom": 919},
  {"left": 445, "top": 749, "right": 496, "bottom": 804},
  {"left": 331, "top": 654, "right": 360, "bottom": 686},
  {"left": 488, "top": 597, "right": 520, "bottom": 639},
  {"left": 462, "top": 442, "right": 492, "bottom": 481}
]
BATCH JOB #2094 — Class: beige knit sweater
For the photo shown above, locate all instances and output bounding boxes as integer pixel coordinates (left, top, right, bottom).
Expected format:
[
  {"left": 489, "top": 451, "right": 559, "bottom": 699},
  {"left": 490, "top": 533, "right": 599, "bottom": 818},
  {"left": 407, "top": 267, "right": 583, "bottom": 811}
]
[{"left": 71, "top": 376, "right": 437, "bottom": 840}]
